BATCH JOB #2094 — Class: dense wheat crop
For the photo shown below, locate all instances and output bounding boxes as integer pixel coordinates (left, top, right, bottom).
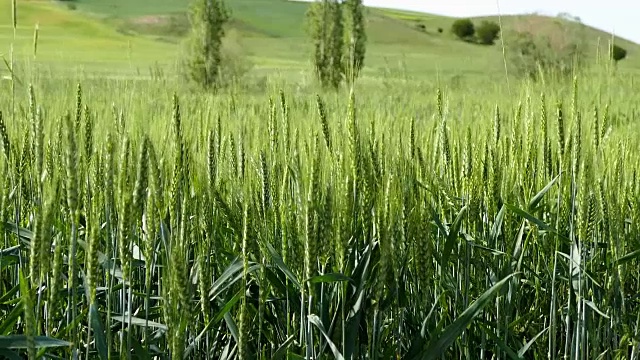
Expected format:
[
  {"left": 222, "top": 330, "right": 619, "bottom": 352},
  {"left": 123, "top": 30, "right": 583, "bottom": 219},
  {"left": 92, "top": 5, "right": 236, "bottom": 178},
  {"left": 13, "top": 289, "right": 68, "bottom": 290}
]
[{"left": 1, "top": 73, "right": 639, "bottom": 359}]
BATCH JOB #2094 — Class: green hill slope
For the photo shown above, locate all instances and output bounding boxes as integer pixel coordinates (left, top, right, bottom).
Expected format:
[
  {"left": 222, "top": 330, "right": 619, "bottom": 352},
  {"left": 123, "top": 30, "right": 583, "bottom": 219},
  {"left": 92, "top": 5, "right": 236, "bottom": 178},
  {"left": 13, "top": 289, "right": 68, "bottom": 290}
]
[
  {"left": 1, "top": 0, "right": 638, "bottom": 81},
  {"left": 0, "top": 0, "right": 177, "bottom": 77}
]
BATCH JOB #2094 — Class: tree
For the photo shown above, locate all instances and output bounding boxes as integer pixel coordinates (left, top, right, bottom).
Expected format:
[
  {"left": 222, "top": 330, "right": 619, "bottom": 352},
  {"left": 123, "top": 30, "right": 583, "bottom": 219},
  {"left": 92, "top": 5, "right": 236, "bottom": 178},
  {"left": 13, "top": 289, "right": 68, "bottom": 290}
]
[
  {"left": 307, "top": 0, "right": 364, "bottom": 89},
  {"left": 610, "top": 44, "right": 627, "bottom": 63},
  {"left": 344, "top": 0, "right": 366, "bottom": 81},
  {"left": 183, "top": 0, "right": 229, "bottom": 89},
  {"left": 502, "top": 14, "right": 588, "bottom": 80},
  {"left": 451, "top": 19, "right": 475, "bottom": 40},
  {"left": 476, "top": 20, "right": 500, "bottom": 45},
  {"left": 504, "top": 28, "right": 585, "bottom": 80},
  {"left": 307, "top": 0, "right": 331, "bottom": 87},
  {"left": 327, "top": 0, "right": 344, "bottom": 88}
]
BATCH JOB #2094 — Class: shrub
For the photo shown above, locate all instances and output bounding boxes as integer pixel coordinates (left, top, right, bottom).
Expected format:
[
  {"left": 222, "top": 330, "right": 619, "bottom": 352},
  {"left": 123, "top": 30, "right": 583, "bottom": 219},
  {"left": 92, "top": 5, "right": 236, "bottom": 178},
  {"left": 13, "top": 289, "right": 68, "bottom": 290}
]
[
  {"left": 415, "top": 23, "right": 426, "bottom": 32},
  {"left": 451, "top": 19, "right": 475, "bottom": 40},
  {"left": 504, "top": 19, "right": 587, "bottom": 80},
  {"left": 437, "top": 27, "right": 443, "bottom": 34},
  {"left": 476, "top": 20, "right": 500, "bottom": 45},
  {"left": 610, "top": 44, "right": 627, "bottom": 63}
]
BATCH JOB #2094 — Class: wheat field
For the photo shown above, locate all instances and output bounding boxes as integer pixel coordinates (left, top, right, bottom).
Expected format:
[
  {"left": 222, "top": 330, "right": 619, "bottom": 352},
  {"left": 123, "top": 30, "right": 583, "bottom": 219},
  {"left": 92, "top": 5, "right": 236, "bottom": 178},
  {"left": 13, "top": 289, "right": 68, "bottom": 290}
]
[{"left": 0, "top": 66, "right": 639, "bottom": 360}]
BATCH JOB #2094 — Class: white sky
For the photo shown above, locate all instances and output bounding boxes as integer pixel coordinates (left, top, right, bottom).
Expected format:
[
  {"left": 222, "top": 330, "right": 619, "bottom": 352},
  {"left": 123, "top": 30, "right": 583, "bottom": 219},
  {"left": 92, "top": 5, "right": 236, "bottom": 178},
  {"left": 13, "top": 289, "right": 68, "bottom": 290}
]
[{"left": 362, "top": 0, "right": 640, "bottom": 43}]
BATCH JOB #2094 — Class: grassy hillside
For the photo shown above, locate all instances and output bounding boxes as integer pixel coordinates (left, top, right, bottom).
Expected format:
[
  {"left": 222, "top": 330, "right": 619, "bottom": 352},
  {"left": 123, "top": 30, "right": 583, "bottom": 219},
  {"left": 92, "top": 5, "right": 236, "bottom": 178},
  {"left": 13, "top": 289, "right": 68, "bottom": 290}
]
[
  {"left": 382, "top": 9, "right": 639, "bottom": 61},
  {"left": 67, "top": 0, "right": 311, "bottom": 38},
  {"left": 477, "top": 14, "right": 638, "bottom": 60},
  {"left": 60, "top": 0, "right": 189, "bottom": 17},
  {"left": 0, "top": 0, "right": 178, "bottom": 77},
  {"left": 1, "top": 0, "right": 639, "bottom": 81}
]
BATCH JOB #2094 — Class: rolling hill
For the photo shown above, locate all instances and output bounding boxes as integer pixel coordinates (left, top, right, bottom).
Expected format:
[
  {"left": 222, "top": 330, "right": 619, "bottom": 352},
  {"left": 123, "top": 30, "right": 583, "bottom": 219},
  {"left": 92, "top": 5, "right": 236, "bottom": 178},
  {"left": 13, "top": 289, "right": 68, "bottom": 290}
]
[{"left": 1, "top": 0, "right": 638, "bottom": 81}]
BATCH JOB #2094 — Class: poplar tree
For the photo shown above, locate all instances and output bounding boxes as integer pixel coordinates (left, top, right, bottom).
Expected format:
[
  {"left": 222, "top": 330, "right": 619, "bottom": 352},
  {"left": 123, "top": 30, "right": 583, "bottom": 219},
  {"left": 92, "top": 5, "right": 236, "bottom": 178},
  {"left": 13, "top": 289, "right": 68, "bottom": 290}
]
[
  {"left": 307, "top": 0, "right": 331, "bottom": 87},
  {"left": 327, "top": 0, "right": 344, "bottom": 89},
  {"left": 308, "top": 0, "right": 366, "bottom": 89},
  {"left": 308, "top": 0, "right": 347, "bottom": 89},
  {"left": 344, "top": 0, "right": 366, "bottom": 81},
  {"left": 184, "top": 0, "right": 230, "bottom": 89}
]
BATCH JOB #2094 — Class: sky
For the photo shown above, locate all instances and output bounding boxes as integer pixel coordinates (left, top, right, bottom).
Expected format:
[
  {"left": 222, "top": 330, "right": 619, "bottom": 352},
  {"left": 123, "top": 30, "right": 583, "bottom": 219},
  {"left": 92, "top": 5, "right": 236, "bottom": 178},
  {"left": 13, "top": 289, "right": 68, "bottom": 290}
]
[{"left": 362, "top": 0, "right": 640, "bottom": 43}]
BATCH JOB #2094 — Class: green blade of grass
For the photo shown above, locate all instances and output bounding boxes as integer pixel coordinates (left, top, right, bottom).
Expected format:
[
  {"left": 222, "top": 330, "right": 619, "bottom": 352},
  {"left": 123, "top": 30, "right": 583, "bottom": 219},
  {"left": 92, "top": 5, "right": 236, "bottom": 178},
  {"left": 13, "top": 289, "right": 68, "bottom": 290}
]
[
  {"left": 478, "top": 322, "right": 522, "bottom": 359},
  {"left": 0, "top": 254, "right": 19, "bottom": 269},
  {"left": 0, "top": 284, "right": 19, "bottom": 304},
  {"left": 0, "top": 300, "right": 22, "bottom": 335},
  {"left": 89, "top": 304, "right": 109, "bottom": 360},
  {"left": 528, "top": 174, "right": 560, "bottom": 210},
  {"left": 422, "top": 273, "right": 517, "bottom": 360},
  {"left": 505, "top": 204, "right": 569, "bottom": 242},
  {"left": 583, "top": 299, "right": 610, "bottom": 319},
  {"left": 272, "top": 335, "right": 296, "bottom": 360},
  {"left": 616, "top": 249, "right": 640, "bottom": 265},
  {"left": 185, "top": 290, "right": 242, "bottom": 357},
  {"left": 1, "top": 56, "right": 23, "bottom": 86},
  {"left": 0, "top": 349, "right": 21, "bottom": 360},
  {"left": 112, "top": 314, "right": 168, "bottom": 331},
  {"left": 308, "top": 314, "right": 344, "bottom": 360},
  {"left": 0, "top": 336, "right": 72, "bottom": 349},
  {"left": 517, "top": 326, "right": 548, "bottom": 358},
  {"left": 489, "top": 205, "right": 506, "bottom": 243},
  {"left": 505, "top": 204, "right": 553, "bottom": 232},
  {"left": 307, "top": 273, "right": 353, "bottom": 284},
  {"left": 267, "top": 241, "right": 301, "bottom": 289},
  {"left": 2, "top": 222, "right": 35, "bottom": 242},
  {"left": 209, "top": 257, "right": 261, "bottom": 300},
  {"left": 441, "top": 204, "right": 468, "bottom": 266}
]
